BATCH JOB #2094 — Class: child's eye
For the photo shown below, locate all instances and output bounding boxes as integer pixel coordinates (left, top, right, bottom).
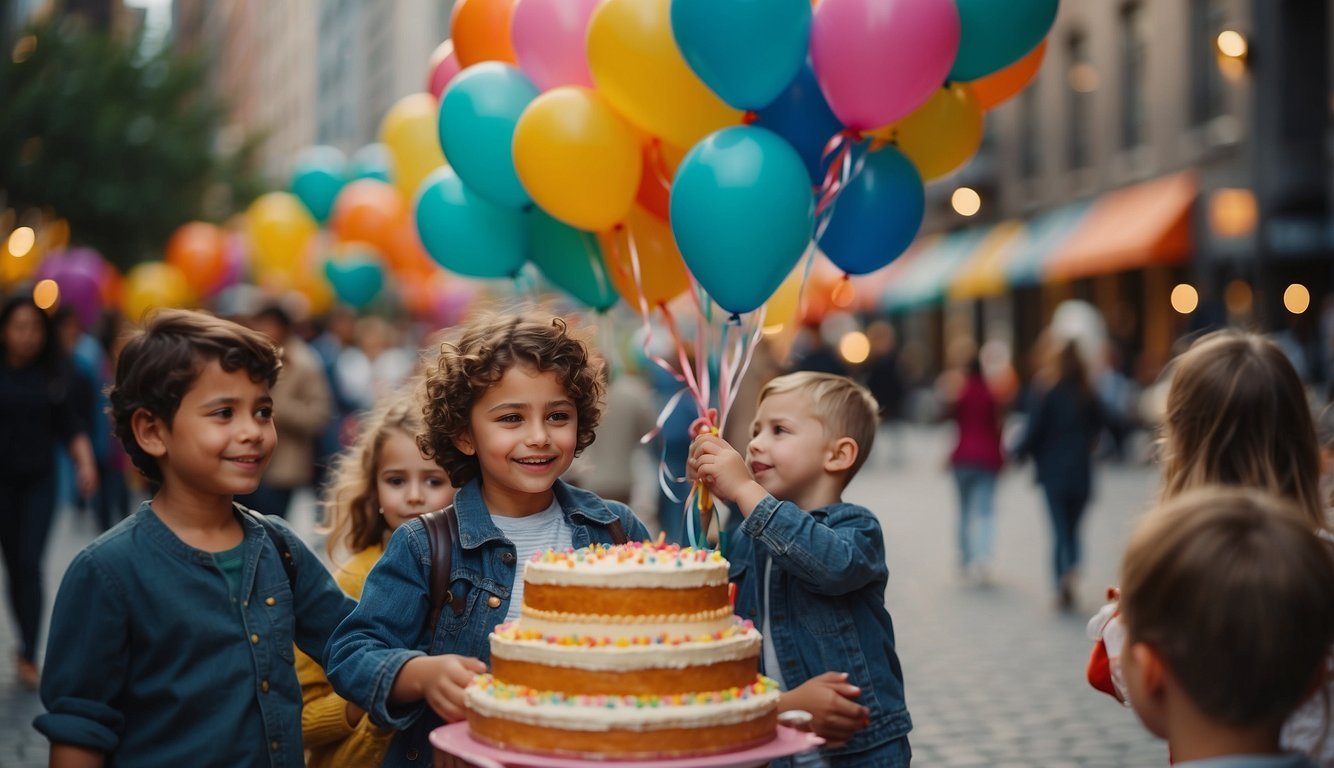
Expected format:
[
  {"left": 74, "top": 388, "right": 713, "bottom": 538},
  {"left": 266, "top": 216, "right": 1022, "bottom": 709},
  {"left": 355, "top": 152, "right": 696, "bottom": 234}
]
[
  {"left": 426, "top": 476, "right": 448, "bottom": 487},
  {"left": 212, "top": 407, "right": 234, "bottom": 419},
  {"left": 498, "top": 414, "right": 522, "bottom": 424},
  {"left": 256, "top": 407, "right": 274, "bottom": 420},
  {"left": 773, "top": 426, "right": 788, "bottom": 435},
  {"left": 384, "top": 477, "right": 404, "bottom": 487},
  {"left": 547, "top": 411, "right": 571, "bottom": 424}
]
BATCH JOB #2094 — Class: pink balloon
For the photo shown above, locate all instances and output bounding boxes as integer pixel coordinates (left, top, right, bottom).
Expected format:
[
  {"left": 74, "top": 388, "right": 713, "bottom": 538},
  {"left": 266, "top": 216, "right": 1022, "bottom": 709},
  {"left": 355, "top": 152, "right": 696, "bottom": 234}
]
[
  {"left": 510, "top": 0, "right": 599, "bottom": 91},
  {"left": 810, "top": 0, "right": 960, "bottom": 131},
  {"left": 427, "top": 40, "right": 463, "bottom": 99}
]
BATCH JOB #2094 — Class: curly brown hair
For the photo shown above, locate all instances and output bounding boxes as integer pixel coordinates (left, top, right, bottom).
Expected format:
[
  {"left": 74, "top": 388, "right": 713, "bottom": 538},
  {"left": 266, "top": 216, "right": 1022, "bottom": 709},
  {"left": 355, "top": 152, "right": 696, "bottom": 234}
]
[
  {"left": 108, "top": 309, "right": 281, "bottom": 485},
  {"left": 418, "top": 312, "right": 605, "bottom": 487}
]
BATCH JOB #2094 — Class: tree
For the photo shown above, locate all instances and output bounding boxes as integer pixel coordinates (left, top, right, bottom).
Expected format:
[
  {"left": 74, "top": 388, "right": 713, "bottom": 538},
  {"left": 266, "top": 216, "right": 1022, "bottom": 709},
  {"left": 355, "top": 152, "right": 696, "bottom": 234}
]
[{"left": 0, "top": 17, "right": 265, "bottom": 272}]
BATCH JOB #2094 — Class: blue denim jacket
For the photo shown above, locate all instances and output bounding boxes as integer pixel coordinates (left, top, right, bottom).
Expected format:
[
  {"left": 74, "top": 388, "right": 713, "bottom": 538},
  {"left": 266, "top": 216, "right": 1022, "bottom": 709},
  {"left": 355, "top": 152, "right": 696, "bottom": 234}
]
[
  {"left": 34, "top": 501, "right": 355, "bottom": 767},
  {"left": 326, "top": 478, "right": 651, "bottom": 767},
  {"left": 728, "top": 495, "right": 912, "bottom": 767}
]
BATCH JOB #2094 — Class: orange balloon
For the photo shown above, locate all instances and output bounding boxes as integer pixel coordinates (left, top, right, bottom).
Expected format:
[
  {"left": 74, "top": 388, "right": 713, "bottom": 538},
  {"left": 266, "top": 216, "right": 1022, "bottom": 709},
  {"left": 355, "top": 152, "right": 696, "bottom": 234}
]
[
  {"left": 635, "top": 139, "right": 686, "bottom": 221},
  {"left": 452, "top": 0, "right": 517, "bottom": 67},
  {"left": 599, "top": 205, "right": 690, "bottom": 310},
  {"left": 165, "top": 221, "right": 227, "bottom": 296},
  {"left": 382, "top": 221, "right": 437, "bottom": 279},
  {"left": 330, "top": 179, "right": 407, "bottom": 252},
  {"left": 969, "top": 39, "right": 1046, "bottom": 111}
]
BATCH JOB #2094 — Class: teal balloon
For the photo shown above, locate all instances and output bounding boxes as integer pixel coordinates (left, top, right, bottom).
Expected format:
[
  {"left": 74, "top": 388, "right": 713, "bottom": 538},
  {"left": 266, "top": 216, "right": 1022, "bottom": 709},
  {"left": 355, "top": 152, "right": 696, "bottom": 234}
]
[
  {"left": 437, "top": 62, "right": 539, "bottom": 209},
  {"left": 290, "top": 145, "right": 346, "bottom": 223},
  {"left": 348, "top": 143, "right": 393, "bottom": 183},
  {"left": 950, "top": 0, "right": 1058, "bottom": 81},
  {"left": 415, "top": 166, "right": 528, "bottom": 278},
  {"left": 527, "top": 210, "right": 618, "bottom": 312},
  {"left": 817, "top": 144, "right": 924, "bottom": 275},
  {"left": 324, "top": 252, "right": 385, "bottom": 309},
  {"left": 670, "top": 126, "right": 814, "bottom": 315},
  {"left": 670, "top": 0, "right": 811, "bottom": 110}
]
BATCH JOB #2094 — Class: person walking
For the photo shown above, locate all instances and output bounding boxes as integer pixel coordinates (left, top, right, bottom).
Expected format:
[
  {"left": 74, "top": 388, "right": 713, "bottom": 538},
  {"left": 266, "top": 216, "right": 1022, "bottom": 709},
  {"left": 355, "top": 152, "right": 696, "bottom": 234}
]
[{"left": 947, "top": 355, "right": 1005, "bottom": 584}]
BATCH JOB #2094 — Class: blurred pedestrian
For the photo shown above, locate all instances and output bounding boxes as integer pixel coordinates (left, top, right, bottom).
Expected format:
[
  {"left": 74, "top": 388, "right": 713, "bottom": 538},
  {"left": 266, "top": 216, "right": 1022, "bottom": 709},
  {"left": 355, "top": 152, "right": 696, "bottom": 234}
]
[
  {"left": 946, "top": 355, "right": 1005, "bottom": 584},
  {"left": 567, "top": 366, "right": 657, "bottom": 505},
  {"left": 863, "top": 320, "right": 907, "bottom": 465}
]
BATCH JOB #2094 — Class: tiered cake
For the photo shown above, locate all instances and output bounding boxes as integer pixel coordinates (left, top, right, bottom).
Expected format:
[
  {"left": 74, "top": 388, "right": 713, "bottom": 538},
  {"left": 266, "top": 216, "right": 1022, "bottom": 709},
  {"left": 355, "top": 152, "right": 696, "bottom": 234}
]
[{"left": 464, "top": 541, "right": 780, "bottom": 759}]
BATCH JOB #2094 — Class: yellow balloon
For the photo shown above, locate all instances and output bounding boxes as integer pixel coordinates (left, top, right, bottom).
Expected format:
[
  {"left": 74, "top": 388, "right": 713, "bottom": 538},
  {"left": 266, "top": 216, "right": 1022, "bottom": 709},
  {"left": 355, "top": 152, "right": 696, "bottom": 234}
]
[
  {"left": 599, "top": 205, "right": 690, "bottom": 310},
  {"left": 871, "top": 83, "right": 984, "bottom": 181},
  {"left": 380, "top": 93, "right": 448, "bottom": 201},
  {"left": 246, "top": 192, "right": 317, "bottom": 276},
  {"left": 123, "top": 262, "right": 194, "bottom": 320},
  {"left": 763, "top": 266, "right": 803, "bottom": 332},
  {"left": 514, "top": 87, "right": 642, "bottom": 232},
  {"left": 587, "top": 0, "right": 742, "bottom": 150}
]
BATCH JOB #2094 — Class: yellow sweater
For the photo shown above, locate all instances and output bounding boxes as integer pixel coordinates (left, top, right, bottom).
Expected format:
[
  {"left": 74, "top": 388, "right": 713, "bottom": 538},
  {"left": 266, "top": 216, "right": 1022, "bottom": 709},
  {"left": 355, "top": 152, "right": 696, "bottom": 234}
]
[{"left": 298, "top": 544, "right": 391, "bottom": 768}]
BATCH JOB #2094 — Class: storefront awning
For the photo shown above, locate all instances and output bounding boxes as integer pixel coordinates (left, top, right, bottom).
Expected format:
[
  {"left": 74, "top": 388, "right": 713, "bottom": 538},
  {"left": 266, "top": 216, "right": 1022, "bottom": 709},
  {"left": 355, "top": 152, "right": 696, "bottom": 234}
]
[
  {"left": 947, "top": 220, "right": 1027, "bottom": 300},
  {"left": 1043, "top": 170, "right": 1197, "bottom": 281},
  {"left": 880, "top": 229, "right": 987, "bottom": 312}
]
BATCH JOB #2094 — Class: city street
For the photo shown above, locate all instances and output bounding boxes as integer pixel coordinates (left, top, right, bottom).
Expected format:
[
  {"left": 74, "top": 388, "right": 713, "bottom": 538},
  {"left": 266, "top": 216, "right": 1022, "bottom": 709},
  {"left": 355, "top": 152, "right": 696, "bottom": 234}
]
[{"left": 0, "top": 425, "right": 1167, "bottom": 766}]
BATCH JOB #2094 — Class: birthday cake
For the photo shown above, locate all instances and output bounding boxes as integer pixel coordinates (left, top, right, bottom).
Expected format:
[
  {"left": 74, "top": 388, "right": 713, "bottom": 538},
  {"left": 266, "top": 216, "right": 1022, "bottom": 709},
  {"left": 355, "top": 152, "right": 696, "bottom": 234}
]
[{"left": 463, "top": 541, "right": 780, "bottom": 759}]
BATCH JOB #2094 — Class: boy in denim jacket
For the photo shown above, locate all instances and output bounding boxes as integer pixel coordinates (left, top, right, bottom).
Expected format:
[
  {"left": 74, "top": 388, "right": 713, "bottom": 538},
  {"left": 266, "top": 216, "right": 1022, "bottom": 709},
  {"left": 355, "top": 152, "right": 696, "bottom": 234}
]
[
  {"left": 34, "top": 309, "right": 354, "bottom": 767},
  {"left": 691, "top": 371, "right": 912, "bottom": 767}
]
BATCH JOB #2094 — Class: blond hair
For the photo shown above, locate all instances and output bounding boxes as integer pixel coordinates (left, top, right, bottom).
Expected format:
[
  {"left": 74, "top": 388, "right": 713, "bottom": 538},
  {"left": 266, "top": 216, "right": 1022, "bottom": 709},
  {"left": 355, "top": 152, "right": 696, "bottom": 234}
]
[
  {"left": 1120, "top": 486, "right": 1334, "bottom": 726},
  {"left": 1161, "top": 331, "right": 1324, "bottom": 526},
  {"left": 757, "top": 371, "right": 879, "bottom": 478}
]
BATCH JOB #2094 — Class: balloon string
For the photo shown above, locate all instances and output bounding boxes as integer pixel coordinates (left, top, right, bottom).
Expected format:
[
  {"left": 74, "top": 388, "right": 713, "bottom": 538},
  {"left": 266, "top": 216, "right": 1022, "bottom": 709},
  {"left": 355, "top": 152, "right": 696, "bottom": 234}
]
[
  {"left": 815, "top": 128, "right": 861, "bottom": 218},
  {"left": 582, "top": 228, "right": 613, "bottom": 309},
  {"left": 646, "top": 138, "right": 674, "bottom": 197}
]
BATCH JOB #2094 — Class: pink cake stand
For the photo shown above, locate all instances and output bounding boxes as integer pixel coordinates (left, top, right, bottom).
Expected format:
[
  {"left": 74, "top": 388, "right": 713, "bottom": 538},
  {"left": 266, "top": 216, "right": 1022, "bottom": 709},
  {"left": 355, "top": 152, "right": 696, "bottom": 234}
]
[{"left": 429, "top": 723, "right": 824, "bottom": 768}]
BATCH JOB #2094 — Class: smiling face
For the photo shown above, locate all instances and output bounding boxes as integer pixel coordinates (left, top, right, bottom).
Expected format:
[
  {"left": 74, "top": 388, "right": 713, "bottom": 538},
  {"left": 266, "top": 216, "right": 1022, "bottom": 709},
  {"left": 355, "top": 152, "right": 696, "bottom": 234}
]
[
  {"left": 376, "top": 429, "right": 454, "bottom": 530},
  {"left": 747, "top": 390, "right": 836, "bottom": 509},
  {"left": 454, "top": 364, "right": 578, "bottom": 517}
]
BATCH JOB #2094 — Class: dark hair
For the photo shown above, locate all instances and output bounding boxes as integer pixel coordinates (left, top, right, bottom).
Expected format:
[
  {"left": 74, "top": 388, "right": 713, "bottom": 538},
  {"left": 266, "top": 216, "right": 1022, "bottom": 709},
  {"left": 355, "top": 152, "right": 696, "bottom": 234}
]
[
  {"left": 108, "top": 309, "right": 282, "bottom": 484},
  {"left": 0, "top": 293, "right": 59, "bottom": 373},
  {"left": 1121, "top": 487, "right": 1334, "bottom": 727},
  {"left": 419, "top": 312, "right": 604, "bottom": 487}
]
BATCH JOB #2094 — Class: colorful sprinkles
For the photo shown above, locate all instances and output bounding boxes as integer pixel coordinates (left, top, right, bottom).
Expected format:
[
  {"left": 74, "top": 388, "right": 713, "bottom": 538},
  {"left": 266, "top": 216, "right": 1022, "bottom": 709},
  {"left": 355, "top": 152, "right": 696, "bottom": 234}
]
[
  {"left": 532, "top": 541, "right": 727, "bottom": 567},
  {"left": 494, "top": 619, "right": 756, "bottom": 648}
]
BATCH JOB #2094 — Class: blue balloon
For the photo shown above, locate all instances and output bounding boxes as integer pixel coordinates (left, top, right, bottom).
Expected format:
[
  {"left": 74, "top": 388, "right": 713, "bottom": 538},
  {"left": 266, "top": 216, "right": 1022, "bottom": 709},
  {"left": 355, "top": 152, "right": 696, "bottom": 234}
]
[
  {"left": 950, "top": 0, "right": 1058, "bottom": 81},
  {"left": 753, "top": 59, "right": 843, "bottom": 188},
  {"left": 415, "top": 166, "right": 528, "bottom": 279},
  {"left": 528, "top": 210, "right": 618, "bottom": 312},
  {"left": 324, "top": 252, "right": 385, "bottom": 309},
  {"left": 289, "top": 145, "right": 346, "bottom": 223},
  {"left": 437, "top": 62, "right": 539, "bottom": 209},
  {"left": 348, "top": 143, "right": 393, "bottom": 183},
  {"left": 817, "top": 144, "right": 924, "bottom": 275},
  {"left": 670, "top": 126, "right": 814, "bottom": 316},
  {"left": 670, "top": 0, "right": 810, "bottom": 111}
]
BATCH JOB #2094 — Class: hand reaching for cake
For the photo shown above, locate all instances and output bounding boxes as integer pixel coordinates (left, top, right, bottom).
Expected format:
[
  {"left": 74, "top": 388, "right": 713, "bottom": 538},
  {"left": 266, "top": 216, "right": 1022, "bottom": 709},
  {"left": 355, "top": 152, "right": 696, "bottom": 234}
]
[
  {"left": 779, "top": 672, "right": 870, "bottom": 749},
  {"left": 394, "top": 654, "right": 488, "bottom": 724}
]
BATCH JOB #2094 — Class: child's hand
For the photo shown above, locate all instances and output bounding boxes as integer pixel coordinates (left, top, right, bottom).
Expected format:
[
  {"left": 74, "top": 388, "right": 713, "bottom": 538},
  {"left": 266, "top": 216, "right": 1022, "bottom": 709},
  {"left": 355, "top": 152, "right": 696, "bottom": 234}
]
[
  {"left": 689, "top": 434, "right": 763, "bottom": 510},
  {"left": 779, "top": 672, "right": 870, "bottom": 749},
  {"left": 415, "top": 654, "right": 488, "bottom": 723}
]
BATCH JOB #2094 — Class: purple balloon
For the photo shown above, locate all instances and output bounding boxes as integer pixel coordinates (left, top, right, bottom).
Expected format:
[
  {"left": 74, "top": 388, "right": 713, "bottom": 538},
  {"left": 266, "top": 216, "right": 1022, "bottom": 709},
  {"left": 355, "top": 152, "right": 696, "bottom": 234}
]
[{"left": 36, "top": 248, "right": 107, "bottom": 328}]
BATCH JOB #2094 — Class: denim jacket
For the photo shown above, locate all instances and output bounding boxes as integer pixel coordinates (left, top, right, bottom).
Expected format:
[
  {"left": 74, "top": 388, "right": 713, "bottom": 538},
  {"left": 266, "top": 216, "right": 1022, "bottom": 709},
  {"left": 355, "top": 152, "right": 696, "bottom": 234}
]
[
  {"left": 325, "top": 478, "right": 651, "bottom": 768},
  {"left": 34, "top": 501, "right": 355, "bottom": 767},
  {"left": 728, "top": 495, "right": 912, "bottom": 766}
]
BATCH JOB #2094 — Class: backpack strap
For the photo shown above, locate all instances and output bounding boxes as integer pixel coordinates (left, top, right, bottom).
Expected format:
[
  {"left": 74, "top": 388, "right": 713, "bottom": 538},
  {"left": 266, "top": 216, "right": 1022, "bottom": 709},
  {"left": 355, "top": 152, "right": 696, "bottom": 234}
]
[
  {"left": 239, "top": 504, "right": 297, "bottom": 593},
  {"left": 607, "top": 518, "right": 628, "bottom": 545},
  {"left": 422, "top": 505, "right": 462, "bottom": 644}
]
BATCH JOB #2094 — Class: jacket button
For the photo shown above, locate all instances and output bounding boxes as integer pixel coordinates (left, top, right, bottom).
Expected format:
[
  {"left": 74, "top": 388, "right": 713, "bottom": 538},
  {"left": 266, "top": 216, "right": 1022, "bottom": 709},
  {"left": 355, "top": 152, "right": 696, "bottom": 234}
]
[
  {"left": 502, "top": 552, "right": 516, "bottom": 564},
  {"left": 487, "top": 596, "right": 502, "bottom": 608},
  {"left": 406, "top": 748, "right": 419, "bottom": 760},
  {"left": 242, "top": 600, "right": 249, "bottom": 608},
  {"left": 265, "top": 596, "right": 276, "bottom": 606},
  {"left": 260, "top": 679, "right": 269, "bottom": 692},
  {"left": 270, "top": 740, "right": 279, "bottom": 752},
  {"left": 250, "top": 633, "right": 260, "bottom": 644}
]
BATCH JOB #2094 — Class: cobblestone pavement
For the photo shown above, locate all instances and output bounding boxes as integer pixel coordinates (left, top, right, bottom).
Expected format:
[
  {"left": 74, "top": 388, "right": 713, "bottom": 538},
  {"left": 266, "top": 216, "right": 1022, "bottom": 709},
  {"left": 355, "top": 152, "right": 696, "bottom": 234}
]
[{"left": 1, "top": 426, "right": 1167, "bottom": 766}]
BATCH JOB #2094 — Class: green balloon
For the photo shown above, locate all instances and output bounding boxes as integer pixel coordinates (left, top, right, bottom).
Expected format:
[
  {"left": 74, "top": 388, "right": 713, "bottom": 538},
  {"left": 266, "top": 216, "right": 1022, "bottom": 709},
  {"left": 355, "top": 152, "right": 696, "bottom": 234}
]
[{"left": 527, "top": 210, "right": 618, "bottom": 312}]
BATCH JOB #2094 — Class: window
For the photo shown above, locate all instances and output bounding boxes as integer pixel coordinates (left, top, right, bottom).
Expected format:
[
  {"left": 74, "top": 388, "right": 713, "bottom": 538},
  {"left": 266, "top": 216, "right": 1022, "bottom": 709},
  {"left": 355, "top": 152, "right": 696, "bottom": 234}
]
[
  {"left": 1119, "top": 3, "right": 1147, "bottom": 148},
  {"left": 1189, "top": 0, "right": 1227, "bottom": 124},
  {"left": 1066, "top": 31, "right": 1093, "bottom": 169}
]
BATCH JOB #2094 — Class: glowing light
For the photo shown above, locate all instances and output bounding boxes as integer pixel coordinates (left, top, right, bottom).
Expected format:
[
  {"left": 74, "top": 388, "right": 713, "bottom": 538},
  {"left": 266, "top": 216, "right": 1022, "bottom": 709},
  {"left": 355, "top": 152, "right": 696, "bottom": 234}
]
[
  {"left": 762, "top": 324, "right": 786, "bottom": 336},
  {"left": 32, "top": 279, "right": 59, "bottom": 310},
  {"left": 1170, "top": 284, "right": 1199, "bottom": 315},
  {"left": 838, "top": 331, "right": 870, "bottom": 364},
  {"left": 11, "top": 35, "right": 35, "bottom": 64},
  {"left": 951, "top": 187, "right": 981, "bottom": 217},
  {"left": 7, "top": 226, "right": 35, "bottom": 258},
  {"left": 830, "top": 279, "right": 855, "bottom": 308},
  {"left": 1217, "top": 30, "right": 1248, "bottom": 59},
  {"left": 1284, "top": 284, "right": 1311, "bottom": 315},
  {"left": 1208, "top": 189, "right": 1257, "bottom": 238},
  {"left": 1224, "top": 280, "right": 1252, "bottom": 315},
  {"left": 1068, "top": 62, "right": 1099, "bottom": 93}
]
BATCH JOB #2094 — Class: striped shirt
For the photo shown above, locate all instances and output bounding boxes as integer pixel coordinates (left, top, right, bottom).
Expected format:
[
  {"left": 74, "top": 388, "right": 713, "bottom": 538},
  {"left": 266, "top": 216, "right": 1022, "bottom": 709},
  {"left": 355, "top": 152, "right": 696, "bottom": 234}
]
[{"left": 491, "top": 498, "right": 573, "bottom": 623}]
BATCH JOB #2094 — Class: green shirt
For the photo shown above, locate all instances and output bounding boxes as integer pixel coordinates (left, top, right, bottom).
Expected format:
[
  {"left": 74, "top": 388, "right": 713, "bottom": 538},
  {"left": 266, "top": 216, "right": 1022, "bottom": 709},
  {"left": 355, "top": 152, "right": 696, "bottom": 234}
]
[{"left": 213, "top": 542, "right": 245, "bottom": 599}]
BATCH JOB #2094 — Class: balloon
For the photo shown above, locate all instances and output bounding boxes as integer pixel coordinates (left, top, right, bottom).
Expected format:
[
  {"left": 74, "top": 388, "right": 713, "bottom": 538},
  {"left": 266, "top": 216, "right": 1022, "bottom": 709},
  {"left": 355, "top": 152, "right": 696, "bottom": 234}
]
[
  {"left": 348, "top": 143, "right": 393, "bottom": 182},
  {"left": 511, "top": 0, "right": 599, "bottom": 91},
  {"left": 763, "top": 267, "right": 803, "bottom": 331},
  {"left": 330, "top": 179, "right": 408, "bottom": 252},
  {"left": 289, "top": 145, "right": 346, "bottom": 223},
  {"left": 379, "top": 93, "right": 448, "bottom": 201},
  {"left": 382, "top": 220, "right": 438, "bottom": 279},
  {"left": 587, "top": 0, "right": 743, "bottom": 150},
  {"left": 950, "top": 0, "right": 1057, "bottom": 81},
  {"left": 246, "top": 192, "right": 317, "bottom": 276},
  {"left": 810, "top": 0, "right": 960, "bottom": 130},
  {"left": 452, "top": 0, "right": 518, "bottom": 67},
  {"left": 512, "top": 86, "right": 641, "bottom": 231},
  {"left": 216, "top": 233, "right": 247, "bottom": 293},
  {"left": 415, "top": 166, "right": 528, "bottom": 278},
  {"left": 753, "top": 59, "right": 843, "bottom": 187},
  {"left": 438, "top": 63, "right": 538, "bottom": 208},
  {"left": 670, "top": 0, "right": 810, "bottom": 110},
  {"left": 599, "top": 205, "right": 691, "bottom": 309},
  {"left": 817, "top": 144, "right": 923, "bottom": 275},
  {"left": 165, "top": 221, "right": 228, "bottom": 297},
  {"left": 635, "top": 139, "right": 686, "bottom": 221},
  {"left": 670, "top": 126, "right": 814, "bottom": 315},
  {"left": 427, "top": 39, "right": 463, "bottom": 98},
  {"left": 324, "top": 244, "right": 386, "bottom": 309},
  {"left": 871, "top": 83, "right": 983, "bottom": 181},
  {"left": 36, "top": 247, "right": 105, "bottom": 328},
  {"left": 969, "top": 39, "right": 1046, "bottom": 110},
  {"left": 527, "top": 210, "right": 618, "bottom": 311},
  {"left": 123, "top": 262, "right": 193, "bottom": 320}
]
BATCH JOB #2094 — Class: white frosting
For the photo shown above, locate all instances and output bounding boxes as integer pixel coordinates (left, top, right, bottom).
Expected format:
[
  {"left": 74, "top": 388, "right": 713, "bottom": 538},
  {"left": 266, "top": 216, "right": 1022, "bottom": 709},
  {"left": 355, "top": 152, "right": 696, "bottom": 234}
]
[
  {"left": 490, "top": 627, "right": 761, "bottom": 671},
  {"left": 523, "top": 555, "right": 728, "bottom": 589},
  {"left": 465, "top": 684, "right": 779, "bottom": 732}
]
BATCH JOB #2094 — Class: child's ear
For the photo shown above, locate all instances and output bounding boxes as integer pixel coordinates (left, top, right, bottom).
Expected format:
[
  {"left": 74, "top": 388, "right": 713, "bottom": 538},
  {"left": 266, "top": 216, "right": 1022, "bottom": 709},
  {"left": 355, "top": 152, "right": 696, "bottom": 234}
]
[
  {"left": 1128, "top": 641, "right": 1166, "bottom": 699},
  {"left": 452, "top": 431, "right": 476, "bottom": 457},
  {"left": 131, "top": 408, "right": 168, "bottom": 459},
  {"left": 824, "top": 437, "right": 859, "bottom": 473}
]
